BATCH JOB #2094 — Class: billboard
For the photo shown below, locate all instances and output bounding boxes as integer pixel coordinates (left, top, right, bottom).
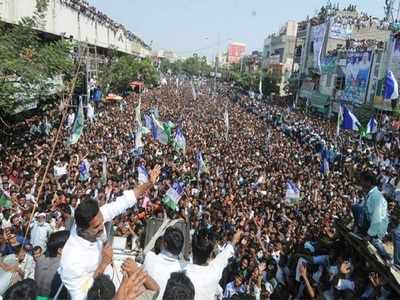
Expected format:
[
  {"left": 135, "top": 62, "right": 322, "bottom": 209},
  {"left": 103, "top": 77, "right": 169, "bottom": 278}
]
[
  {"left": 390, "top": 38, "right": 400, "bottom": 85},
  {"left": 321, "top": 55, "right": 337, "bottom": 75},
  {"left": 343, "top": 51, "right": 372, "bottom": 103},
  {"left": 329, "top": 20, "right": 352, "bottom": 40},
  {"left": 227, "top": 43, "right": 246, "bottom": 64},
  {"left": 311, "top": 23, "right": 327, "bottom": 72}
]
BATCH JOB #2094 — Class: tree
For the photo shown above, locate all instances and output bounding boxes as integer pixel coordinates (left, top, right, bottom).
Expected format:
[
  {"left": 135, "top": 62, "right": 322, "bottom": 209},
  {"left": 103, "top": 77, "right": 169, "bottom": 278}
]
[
  {"left": 284, "top": 74, "right": 299, "bottom": 98},
  {"left": 261, "top": 74, "right": 280, "bottom": 96},
  {"left": 160, "top": 54, "right": 212, "bottom": 77},
  {"left": 0, "top": 0, "right": 73, "bottom": 114},
  {"left": 354, "top": 103, "right": 375, "bottom": 126},
  {"left": 226, "top": 65, "right": 279, "bottom": 96},
  {"left": 98, "top": 55, "right": 159, "bottom": 95}
]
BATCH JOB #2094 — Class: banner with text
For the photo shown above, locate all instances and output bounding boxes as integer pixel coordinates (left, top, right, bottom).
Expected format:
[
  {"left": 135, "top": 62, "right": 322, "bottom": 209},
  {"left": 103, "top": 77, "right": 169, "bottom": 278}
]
[
  {"left": 343, "top": 51, "right": 372, "bottom": 103},
  {"left": 311, "top": 23, "right": 327, "bottom": 73},
  {"left": 329, "top": 19, "right": 352, "bottom": 40}
]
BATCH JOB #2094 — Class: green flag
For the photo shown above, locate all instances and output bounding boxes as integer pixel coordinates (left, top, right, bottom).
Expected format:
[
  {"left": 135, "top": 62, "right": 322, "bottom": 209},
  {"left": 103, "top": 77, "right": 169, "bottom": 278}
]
[
  {"left": 359, "top": 126, "right": 369, "bottom": 139},
  {"left": 152, "top": 115, "right": 168, "bottom": 145},
  {"left": 163, "top": 121, "right": 176, "bottom": 144},
  {"left": 0, "top": 189, "right": 12, "bottom": 209},
  {"left": 68, "top": 99, "right": 84, "bottom": 145}
]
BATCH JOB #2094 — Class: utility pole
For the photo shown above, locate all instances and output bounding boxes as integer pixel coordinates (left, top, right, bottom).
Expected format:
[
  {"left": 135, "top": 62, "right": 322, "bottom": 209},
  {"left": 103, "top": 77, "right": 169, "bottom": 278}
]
[
  {"left": 295, "top": 18, "right": 312, "bottom": 107},
  {"left": 385, "top": 0, "right": 396, "bottom": 23},
  {"left": 214, "top": 33, "right": 220, "bottom": 94},
  {"left": 85, "top": 45, "right": 99, "bottom": 106},
  {"left": 382, "top": 0, "right": 397, "bottom": 104},
  {"left": 397, "top": 0, "right": 400, "bottom": 21}
]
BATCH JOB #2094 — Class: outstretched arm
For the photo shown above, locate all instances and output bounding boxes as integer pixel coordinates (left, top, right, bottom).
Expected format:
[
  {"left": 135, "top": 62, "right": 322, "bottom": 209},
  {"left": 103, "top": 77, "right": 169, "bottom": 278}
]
[{"left": 101, "top": 166, "right": 160, "bottom": 223}]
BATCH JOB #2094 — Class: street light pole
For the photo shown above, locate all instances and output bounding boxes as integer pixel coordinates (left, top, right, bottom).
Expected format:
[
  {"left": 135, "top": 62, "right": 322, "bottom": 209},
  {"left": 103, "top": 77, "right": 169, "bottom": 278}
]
[{"left": 214, "top": 33, "right": 220, "bottom": 94}]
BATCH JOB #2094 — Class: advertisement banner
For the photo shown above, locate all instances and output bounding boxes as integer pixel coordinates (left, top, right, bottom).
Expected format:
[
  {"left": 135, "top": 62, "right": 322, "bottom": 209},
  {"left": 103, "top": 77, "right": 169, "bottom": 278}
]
[
  {"left": 311, "top": 23, "right": 327, "bottom": 72},
  {"left": 321, "top": 56, "right": 337, "bottom": 75},
  {"left": 343, "top": 51, "right": 372, "bottom": 103},
  {"left": 228, "top": 43, "right": 246, "bottom": 64},
  {"left": 390, "top": 38, "right": 400, "bottom": 84},
  {"left": 329, "top": 21, "right": 352, "bottom": 40}
]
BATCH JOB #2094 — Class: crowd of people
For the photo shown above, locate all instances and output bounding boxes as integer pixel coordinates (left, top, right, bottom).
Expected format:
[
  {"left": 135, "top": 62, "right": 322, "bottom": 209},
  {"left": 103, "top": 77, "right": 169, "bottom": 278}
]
[
  {"left": 0, "top": 77, "right": 400, "bottom": 300},
  {"left": 307, "top": 4, "right": 390, "bottom": 32},
  {"left": 59, "top": 0, "right": 149, "bottom": 48}
]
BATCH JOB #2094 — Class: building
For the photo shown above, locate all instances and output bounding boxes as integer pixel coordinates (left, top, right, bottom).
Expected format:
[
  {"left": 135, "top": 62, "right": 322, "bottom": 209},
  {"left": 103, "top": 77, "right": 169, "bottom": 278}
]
[
  {"left": 0, "top": 0, "right": 151, "bottom": 57},
  {"left": 153, "top": 49, "right": 178, "bottom": 62},
  {"left": 263, "top": 20, "right": 298, "bottom": 95},
  {"left": 242, "top": 51, "right": 263, "bottom": 73},
  {"left": 227, "top": 42, "right": 246, "bottom": 64},
  {"left": 294, "top": 4, "right": 392, "bottom": 114}
]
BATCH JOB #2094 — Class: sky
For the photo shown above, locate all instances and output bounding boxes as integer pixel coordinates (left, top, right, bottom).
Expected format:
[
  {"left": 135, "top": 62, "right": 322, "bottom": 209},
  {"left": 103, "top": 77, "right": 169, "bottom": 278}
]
[{"left": 88, "top": 0, "right": 384, "bottom": 59}]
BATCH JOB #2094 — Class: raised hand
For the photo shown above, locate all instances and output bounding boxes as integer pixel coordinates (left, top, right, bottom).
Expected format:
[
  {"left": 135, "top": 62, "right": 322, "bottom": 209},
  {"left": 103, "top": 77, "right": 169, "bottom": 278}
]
[
  {"left": 115, "top": 268, "right": 147, "bottom": 300},
  {"left": 149, "top": 165, "right": 161, "bottom": 184}
]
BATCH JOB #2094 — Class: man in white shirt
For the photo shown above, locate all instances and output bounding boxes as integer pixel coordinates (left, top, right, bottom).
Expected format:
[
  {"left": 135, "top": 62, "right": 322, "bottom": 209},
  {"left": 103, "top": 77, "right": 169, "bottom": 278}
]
[
  {"left": 0, "top": 244, "right": 35, "bottom": 294},
  {"left": 66, "top": 110, "right": 75, "bottom": 129},
  {"left": 30, "top": 213, "right": 53, "bottom": 252},
  {"left": 184, "top": 229, "right": 241, "bottom": 300},
  {"left": 59, "top": 165, "right": 160, "bottom": 300},
  {"left": 143, "top": 226, "right": 186, "bottom": 300}
]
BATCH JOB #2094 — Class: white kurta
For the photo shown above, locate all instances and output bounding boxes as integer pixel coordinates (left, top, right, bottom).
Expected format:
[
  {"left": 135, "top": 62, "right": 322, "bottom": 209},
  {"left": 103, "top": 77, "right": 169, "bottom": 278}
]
[
  {"left": 184, "top": 244, "right": 234, "bottom": 300},
  {"left": 30, "top": 221, "right": 53, "bottom": 252},
  {"left": 59, "top": 190, "right": 137, "bottom": 300},
  {"left": 143, "top": 252, "right": 183, "bottom": 300}
]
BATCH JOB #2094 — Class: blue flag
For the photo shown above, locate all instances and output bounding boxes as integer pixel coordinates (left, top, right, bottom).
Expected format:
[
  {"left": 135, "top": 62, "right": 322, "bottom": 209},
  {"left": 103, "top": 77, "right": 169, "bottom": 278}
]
[
  {"left": 144, "top": 114, "right": 152, "bottom": 130},
  {"left": 174, "top": 127, "right": 186, "bottom": 152},
  {"left": 366, "top": 115, "right": 378, "bottom": 134},
  {"left": 196, "top": 151, "right": 208, "bottom": 177},
  {"left": 286, "top": 180, "right": 300, "bottom": 200},
  {"left": 79, "top": 159, "right": 90, "bottom": 182},
  {"left": 384, "top": 70, "right": 399, "bottom": 101},
  {"left": 320, "top": 158, "right": 330, "bottom": 175},
  {"left": 138, "top": 165, "right": 149, "bottom": 184},
  {"left": 162, "top": 182, "right": 184, "bottom": 211},
  {"left": 342, "top": 106, "right": 360, "bottom": 131}
]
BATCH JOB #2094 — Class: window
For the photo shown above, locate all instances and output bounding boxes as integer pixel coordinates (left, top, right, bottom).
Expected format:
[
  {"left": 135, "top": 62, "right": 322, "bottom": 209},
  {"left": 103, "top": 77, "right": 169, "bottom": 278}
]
[{"left": 335, "top": 76, "right": 345, "bottom": 90}]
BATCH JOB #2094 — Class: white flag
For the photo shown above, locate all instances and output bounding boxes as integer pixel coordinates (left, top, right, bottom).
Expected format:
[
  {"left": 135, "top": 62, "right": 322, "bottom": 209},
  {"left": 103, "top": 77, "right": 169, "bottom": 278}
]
[{"left": 224, "top": 108, "right": 229, "bottom": 141}]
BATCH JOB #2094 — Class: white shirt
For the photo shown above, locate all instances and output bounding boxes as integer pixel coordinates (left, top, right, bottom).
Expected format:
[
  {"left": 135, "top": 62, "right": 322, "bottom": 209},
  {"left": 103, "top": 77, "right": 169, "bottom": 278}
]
[
  {"left": 185, "top": 244, "right": 234, "bottom": 300},
  {"left": 67, "top": 113, "right": 75, "bottom": 128},
  {"left": 30, "top": 221, "right": 53, "bottom": 252},
  {"left": 143, "top": 251, "right": 183, "bottom": 300},
  {"left": 20, "top": 253, "right": 35, "bottom": 280},
  {"left": 59, "top": 190, "right": 137, "bottom": 300},
  {"left": 87, "top": 104, "right": 95, "bottom": 121}
]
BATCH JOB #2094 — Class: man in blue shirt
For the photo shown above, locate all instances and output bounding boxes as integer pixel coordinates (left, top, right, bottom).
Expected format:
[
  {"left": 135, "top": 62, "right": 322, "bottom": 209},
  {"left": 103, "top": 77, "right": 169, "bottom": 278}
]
[{"left": 223, "top": 273, "right": 246, "bottom": 299}]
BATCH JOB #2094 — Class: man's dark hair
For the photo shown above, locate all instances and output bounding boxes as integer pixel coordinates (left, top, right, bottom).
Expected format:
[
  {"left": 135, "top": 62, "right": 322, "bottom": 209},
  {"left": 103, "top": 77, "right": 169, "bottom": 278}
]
[
  {"left": 87, "top": 274, "right": 116, "bottom": 300},
  {"left": 192, "top": 230, "right": 214, "bottom": 265},
  {"left": 229, "top": 295, "right": 256, "bottom": 300},
  {"left": 162, "top": 272, "right": 195, "bottom": 300},
  {"left": 47, "top": 230, "right": 70, "bottom": 257},
  {"left": 3, "top": 279, "right": 37, "bottom": 300},
  {"left": 163, "top": 227, "right": 184, "bottom": 256},
  {"left": 32, "top": 245, "right": 42, "bottom": 253},
  {"left": 359, "top": 171, "right": 378, "bottom": 189},
  {"left": 154, "top": 236, "right": 163, "bottom": 255},
  {"left": 75, "top": 199, "right": 99, "bottom": 230},
  {"left": 59, "top": 203, "right": 72, "bottom": 215}
]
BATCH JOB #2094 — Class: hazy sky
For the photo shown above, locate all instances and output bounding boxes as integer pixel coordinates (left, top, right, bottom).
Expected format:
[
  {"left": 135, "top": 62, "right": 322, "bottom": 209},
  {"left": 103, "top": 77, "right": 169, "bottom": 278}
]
[{"left": 88, "top": 0, "right": 384, "bottom": 58}]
